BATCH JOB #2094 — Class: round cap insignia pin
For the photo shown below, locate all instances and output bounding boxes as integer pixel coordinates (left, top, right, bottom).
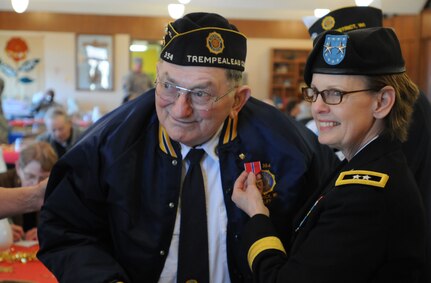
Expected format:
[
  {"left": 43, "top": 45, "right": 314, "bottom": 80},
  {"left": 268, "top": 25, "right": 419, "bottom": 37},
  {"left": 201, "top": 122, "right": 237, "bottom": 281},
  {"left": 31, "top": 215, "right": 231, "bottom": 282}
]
[
  {"left": 206, "top": 31, "right": 225, "bottom": 55},
  {"left": 321, "top": 16, "right": 335, "bottom": 31}
]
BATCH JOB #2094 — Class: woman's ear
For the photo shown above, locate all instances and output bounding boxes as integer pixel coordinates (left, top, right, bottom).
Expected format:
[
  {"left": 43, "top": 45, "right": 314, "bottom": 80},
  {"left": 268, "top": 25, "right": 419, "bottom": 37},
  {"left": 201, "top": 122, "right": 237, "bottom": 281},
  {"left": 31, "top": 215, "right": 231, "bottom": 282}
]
[
  {"left": 229, "top": 85, "right": 251, "bottom": 119},
  {"left": 373, "top": 86, "right": 395, "bottom": 119}
]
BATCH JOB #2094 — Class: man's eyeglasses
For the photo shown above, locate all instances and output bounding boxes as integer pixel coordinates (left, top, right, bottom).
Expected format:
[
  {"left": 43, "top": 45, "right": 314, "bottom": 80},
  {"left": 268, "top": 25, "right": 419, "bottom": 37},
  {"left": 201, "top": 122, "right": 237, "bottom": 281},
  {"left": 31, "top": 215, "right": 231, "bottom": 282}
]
[
  {"left": 302, "top": 87, "right": 379, "bottom": 105},
  {"left": 155, "top": 80, "right": 237, "bottom": 111}
]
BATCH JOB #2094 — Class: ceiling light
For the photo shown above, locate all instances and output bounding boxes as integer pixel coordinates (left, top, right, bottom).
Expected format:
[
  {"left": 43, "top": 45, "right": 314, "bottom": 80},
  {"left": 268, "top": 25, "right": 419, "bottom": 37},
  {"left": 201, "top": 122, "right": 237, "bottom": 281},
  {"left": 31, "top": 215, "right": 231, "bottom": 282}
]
[
  {"left": 11, "top": 0, "right": 29, "bottom": 13},
  {"left": 178, "top": 0, "right": 191, "bottom": 4},
  {"left": 355, "top": 0, "right": 374, "bottom": 6},
  {"left": 129, "top": 41, "right": 149, "bottom": 52},
  {"left": 168, "top": 4, "right": 185, "bottom": 19},
  {"left": 314, "top": 8, "right": 330, "bottom": 18}
]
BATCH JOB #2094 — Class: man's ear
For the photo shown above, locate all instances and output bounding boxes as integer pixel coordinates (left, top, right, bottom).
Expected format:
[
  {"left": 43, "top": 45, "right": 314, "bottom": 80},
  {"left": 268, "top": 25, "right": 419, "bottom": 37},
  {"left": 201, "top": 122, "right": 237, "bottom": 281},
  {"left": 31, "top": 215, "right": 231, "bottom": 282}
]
[
  {"left": 229, "top": 85, "right": 251, "bottom": 119},
  {"left": 373, "top": 86, "right": 395, "bottom": 120}
]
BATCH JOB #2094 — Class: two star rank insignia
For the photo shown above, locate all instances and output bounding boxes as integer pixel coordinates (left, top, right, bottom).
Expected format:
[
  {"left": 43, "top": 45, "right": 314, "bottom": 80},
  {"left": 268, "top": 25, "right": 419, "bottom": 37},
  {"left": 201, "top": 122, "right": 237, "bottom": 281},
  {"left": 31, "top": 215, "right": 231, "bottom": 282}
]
[{"left": 335, "top": 170, "right": 389, "bottom": 188}]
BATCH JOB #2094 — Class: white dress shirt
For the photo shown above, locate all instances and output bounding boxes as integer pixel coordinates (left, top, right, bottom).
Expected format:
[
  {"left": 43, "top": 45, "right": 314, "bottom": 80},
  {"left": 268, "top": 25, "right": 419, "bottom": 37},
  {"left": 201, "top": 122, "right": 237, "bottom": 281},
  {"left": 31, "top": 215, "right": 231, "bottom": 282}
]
[{"left": 158, "top": 128, "right": 230, "bottom": 283}]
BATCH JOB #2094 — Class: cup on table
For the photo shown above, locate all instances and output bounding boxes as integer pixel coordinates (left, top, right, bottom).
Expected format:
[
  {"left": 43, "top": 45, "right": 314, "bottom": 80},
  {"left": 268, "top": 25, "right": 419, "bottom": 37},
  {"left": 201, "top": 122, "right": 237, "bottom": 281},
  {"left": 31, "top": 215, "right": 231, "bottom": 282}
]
[{"left": 0, "top": 218, "right": 13, "bottom": 251}]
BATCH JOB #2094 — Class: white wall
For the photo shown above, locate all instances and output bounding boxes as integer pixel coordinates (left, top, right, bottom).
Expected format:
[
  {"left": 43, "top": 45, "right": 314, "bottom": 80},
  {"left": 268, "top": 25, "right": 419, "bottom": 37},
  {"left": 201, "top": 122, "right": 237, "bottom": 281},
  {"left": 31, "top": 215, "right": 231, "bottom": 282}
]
[
  {"left": 0, "top": 30, "right": 129, "bottom": 115},
  {"left": 0, "top": 30, "right": 311, "bottom": 115}
]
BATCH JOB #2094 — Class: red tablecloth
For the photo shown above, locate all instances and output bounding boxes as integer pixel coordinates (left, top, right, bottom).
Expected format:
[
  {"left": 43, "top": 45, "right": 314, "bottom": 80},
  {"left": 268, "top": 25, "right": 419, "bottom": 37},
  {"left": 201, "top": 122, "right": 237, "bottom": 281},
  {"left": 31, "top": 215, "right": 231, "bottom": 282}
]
[
  {"left": 8, "top": 119, "right": 44, "bottom": 128},
  {"left": 0, "top": 244, "right": 57, "bottom": 283}
]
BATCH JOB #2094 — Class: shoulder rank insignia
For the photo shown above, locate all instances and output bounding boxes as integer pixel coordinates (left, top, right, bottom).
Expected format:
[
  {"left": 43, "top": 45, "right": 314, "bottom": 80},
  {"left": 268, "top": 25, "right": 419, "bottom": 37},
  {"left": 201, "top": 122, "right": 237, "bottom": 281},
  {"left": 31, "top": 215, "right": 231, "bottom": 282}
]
[{"left": 335, "top": 170, "right": 389, "bottom": 188}]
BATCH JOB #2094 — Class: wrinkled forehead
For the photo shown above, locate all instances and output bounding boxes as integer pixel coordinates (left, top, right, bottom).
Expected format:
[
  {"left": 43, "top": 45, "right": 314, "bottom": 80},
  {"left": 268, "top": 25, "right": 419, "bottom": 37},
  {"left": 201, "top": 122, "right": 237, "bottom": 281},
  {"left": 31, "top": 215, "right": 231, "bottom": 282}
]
[{"left": 157, "top": 61, "right": 229, "bottom": 87}]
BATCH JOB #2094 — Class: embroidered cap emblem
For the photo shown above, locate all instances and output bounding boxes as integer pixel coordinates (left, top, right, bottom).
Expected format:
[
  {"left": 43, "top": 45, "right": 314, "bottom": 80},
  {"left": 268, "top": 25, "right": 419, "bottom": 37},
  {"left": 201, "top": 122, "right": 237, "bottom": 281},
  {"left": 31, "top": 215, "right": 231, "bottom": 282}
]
[
  {"left": 321, "top": 16, "right": 335, "bottom": 31},
  {"left": 323, "top": 34, "right": 347, "bottom": 65},
  {"left": 206, "top": 32, "right": 225, "bottom": 55}
]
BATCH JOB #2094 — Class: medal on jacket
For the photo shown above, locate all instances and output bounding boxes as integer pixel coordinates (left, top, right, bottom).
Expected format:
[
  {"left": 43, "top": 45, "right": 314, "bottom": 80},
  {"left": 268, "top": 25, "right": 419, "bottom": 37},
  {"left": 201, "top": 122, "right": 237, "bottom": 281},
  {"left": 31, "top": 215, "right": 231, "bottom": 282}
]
[{"left": 244, "top": 161, "right": 264, "bottom": 191}]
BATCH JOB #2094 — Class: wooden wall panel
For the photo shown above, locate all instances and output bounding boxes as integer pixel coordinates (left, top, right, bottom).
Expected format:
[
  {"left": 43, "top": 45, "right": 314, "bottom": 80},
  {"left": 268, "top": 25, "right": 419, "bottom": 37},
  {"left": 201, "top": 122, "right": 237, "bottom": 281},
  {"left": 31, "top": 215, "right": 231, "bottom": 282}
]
[
  {"left": 0, "top": 11, "right": 310, "bottom": 40},
  {"left": 384, "top": 14, "right": 422, "bottom": 92},
  {"left": 0, "top": 11, "right": 171, "bottom": 40},
  {"left": 420, "top": 10, "right": 431, "bottom": 100},
  {"left": 420, "top": 40, "right": 431, "bottom": 100},
  {"left": 421, "top": 10, "right": 431, "bottom": 38}
]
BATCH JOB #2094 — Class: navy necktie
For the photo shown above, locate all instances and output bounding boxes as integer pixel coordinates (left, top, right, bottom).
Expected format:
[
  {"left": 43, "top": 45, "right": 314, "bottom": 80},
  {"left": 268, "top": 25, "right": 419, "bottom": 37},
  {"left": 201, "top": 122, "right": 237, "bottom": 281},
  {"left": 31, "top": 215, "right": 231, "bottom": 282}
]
[{"left": 177, "top": 148, "right": 210, "bottom": 283}]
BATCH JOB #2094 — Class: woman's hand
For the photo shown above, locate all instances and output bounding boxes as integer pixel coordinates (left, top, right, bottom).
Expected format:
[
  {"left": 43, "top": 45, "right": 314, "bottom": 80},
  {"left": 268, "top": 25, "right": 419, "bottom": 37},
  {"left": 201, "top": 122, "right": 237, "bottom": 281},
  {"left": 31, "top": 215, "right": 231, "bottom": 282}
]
[{"left": 232, "top": 171, "right": 269, "bottom": 217}]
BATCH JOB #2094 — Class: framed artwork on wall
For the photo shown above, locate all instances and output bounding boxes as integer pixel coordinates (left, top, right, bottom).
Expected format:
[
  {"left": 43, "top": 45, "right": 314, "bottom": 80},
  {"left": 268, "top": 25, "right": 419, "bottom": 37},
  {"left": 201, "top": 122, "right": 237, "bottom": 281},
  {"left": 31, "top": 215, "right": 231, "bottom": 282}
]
[{"left": 76, "top": 34, "right": 114, "bottom": 91}]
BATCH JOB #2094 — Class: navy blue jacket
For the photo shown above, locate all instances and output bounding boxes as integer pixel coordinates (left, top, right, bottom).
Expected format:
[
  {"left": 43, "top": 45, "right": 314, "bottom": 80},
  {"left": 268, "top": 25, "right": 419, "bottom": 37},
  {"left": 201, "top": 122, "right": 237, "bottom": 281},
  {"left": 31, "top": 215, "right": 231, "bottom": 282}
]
[{"left": 37, "top": 90, "right": 339, "bottom": 282}]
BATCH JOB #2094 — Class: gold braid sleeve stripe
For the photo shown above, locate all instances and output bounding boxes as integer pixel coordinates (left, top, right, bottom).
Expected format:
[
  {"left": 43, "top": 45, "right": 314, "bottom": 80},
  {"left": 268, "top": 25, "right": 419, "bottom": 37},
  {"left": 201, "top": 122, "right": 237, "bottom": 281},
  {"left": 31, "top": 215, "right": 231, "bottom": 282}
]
[{"left": 247, "top": 236, "right": 286, "bottom": 271}]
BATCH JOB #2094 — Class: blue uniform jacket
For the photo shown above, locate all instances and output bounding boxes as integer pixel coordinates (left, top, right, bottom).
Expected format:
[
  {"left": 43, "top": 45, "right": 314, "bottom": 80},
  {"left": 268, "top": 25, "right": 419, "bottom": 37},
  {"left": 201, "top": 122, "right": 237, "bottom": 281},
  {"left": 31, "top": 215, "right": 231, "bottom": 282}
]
[{"left": 37, "top": 90, "right": 339, "bottom": 282}]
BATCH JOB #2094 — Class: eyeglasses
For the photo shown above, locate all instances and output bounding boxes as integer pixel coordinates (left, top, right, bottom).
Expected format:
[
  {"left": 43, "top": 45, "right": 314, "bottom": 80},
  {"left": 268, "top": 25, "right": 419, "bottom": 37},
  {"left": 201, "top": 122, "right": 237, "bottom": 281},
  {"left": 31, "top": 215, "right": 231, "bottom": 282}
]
[
  {"left": 302, "top": 87, "right": 379, "bottom": 105},
  {"left": 155, "top": 80, "right": 238, "bottom": 111}
]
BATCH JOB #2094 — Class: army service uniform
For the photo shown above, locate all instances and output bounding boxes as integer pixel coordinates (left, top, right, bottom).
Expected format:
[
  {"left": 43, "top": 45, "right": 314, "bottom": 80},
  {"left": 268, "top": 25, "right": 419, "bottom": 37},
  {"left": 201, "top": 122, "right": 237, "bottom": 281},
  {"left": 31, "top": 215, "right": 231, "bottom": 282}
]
[{"left": 242, "top": 135, "right": 426, "bottom": 283}]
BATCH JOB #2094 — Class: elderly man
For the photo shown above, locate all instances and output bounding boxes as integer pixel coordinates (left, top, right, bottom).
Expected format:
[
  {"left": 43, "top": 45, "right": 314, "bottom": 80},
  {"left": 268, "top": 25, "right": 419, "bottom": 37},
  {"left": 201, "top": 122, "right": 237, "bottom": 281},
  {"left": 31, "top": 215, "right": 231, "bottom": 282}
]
[
  {"left": 36, "top": 107, "right": 83, "bottom": 157},
  {"left": 37, "top": 12, "right": 339, "bottom": 282}
]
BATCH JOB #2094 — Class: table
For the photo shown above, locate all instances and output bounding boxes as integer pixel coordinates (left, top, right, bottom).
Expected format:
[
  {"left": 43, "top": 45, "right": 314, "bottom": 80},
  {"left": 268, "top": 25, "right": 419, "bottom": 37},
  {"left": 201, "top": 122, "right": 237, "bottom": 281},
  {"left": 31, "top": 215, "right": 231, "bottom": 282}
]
[{"left": 0, "top": 244, "right": 57, "bottom": 283}]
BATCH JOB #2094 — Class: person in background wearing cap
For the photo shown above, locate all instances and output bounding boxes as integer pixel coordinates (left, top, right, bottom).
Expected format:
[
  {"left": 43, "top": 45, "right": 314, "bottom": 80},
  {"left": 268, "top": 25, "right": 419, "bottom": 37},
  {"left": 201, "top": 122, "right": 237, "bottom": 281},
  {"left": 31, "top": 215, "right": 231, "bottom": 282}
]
[
  {"left": 307, "top": 7, "right": 431, "bottom": 282},
  {"left": 36, "top": 12, "right": 339, "bottom": 282},
  {"left": 122, "top": 57, "right": 154, "bottom": 104},
  {"left": 232, "top": 26, "right": 425, "bottom": 282}
]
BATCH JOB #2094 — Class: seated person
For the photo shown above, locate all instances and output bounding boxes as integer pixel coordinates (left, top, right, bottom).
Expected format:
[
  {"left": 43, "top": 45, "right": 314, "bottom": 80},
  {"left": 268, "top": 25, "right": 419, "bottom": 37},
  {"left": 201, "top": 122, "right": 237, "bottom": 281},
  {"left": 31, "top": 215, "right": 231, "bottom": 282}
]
[
  {"left": 0, "top": 141, "right": 58, "bottom": 241},
  {"left": 0, "top": 77, "right": 9, "bottom": 145},
  {"left": 36, "top": 107, "right": 84, "bottom": 158}
]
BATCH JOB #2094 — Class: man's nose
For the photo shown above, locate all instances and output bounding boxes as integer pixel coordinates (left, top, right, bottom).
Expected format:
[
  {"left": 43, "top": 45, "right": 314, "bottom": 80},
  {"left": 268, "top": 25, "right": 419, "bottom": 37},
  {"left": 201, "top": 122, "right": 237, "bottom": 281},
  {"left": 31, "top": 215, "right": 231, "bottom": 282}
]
[{"left": 171, "top": 92, "right": 193, "bottom": 116}]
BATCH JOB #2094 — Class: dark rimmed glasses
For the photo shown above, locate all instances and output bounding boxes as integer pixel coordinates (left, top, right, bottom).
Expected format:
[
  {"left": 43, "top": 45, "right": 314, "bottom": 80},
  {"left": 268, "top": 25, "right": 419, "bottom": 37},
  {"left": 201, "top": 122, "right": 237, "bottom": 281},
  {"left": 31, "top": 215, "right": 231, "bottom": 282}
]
[
  {"left": 155, "top": 80, "right": 238, "bottom": 111},
  {"left": 302, "top": 87, "right": 379, "bottom": 105}
]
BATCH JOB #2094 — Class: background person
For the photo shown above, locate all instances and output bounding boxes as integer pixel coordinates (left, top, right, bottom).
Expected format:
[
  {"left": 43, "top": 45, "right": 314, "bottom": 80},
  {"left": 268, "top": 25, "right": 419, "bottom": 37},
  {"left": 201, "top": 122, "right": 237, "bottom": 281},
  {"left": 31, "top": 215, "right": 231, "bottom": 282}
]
[
  {"left": 122, "top": 57, "right": 154, "bottom": 104},
  {"left": 37, "top": 12, "right": 339, "bottom": 282},
  {"left": 233, "top": 27, "right": 425, "bottom": 282},
  {"left": 0, "top": 141, "right": 57, "bottom": 241},
  {"left": 0, "top": 77, "right": 9, "bottom": 144},
  {"left": 36, "top": 106, "right": 84, "bottom": 158}
]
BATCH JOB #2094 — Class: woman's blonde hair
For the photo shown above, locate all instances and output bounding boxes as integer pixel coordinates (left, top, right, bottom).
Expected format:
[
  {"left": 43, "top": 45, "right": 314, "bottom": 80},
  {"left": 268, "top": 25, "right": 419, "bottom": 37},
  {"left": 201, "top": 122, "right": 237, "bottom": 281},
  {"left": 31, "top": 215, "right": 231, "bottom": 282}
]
[{"left": 366, "top": 72, "right": 419, "bottom": 142}]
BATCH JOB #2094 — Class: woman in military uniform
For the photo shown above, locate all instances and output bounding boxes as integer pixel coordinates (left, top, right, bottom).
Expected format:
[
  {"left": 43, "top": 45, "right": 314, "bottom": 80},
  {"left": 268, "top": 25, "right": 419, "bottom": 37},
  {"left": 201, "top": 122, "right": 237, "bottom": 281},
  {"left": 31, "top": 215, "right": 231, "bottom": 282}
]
[{"left": 232, "top": 27, "right": 426, "bottom": 282}]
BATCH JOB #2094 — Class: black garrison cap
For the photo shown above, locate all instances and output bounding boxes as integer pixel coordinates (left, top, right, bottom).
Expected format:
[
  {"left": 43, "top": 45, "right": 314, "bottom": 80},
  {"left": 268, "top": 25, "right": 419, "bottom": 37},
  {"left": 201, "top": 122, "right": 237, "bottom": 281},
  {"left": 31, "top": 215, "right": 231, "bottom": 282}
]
[
  {"left": 304, "top": 27, "right": 406, "bottom": 85},
  {"left": 308, "top": 6, "right": 383, "bottom": 40},
  {"left": 160, "top": 12, "right": 247, "bottom": 72}
]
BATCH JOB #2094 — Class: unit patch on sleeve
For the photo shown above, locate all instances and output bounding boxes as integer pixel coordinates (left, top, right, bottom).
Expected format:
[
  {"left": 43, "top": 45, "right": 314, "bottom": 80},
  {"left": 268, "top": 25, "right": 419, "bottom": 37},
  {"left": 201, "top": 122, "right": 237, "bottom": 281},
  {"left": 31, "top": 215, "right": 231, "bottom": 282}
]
[{"left": 335, "top": 170, "right": 389, "bottom": 188}]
